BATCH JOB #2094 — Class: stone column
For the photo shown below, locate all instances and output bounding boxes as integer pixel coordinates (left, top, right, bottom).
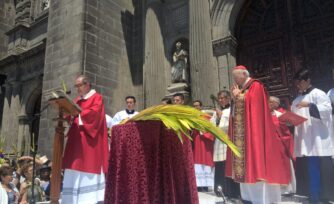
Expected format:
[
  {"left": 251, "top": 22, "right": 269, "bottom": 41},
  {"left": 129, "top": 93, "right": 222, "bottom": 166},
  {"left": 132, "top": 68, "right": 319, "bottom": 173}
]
[
  {"left": 10, "top": 81, "right": 22, "bottom": 153},
  {"left": 189, "top": 0, "right": 219, "bottom": 106},
  {"left": 143, "top": 2, "right": 168, "bottom": 107},
  {"left": 212, "top": 35, "right": 238, "bottom": 90},
  {"left": 17, "top": 115, "right": 30, "bottom": 156},
  {"left": 39, "top": 0, "right": 85, "bottom": 157},
  {"left": 0, "top": 83, "right": 12, "bottom": 151},
  {"left": 0, "top": 81, "right": 21, "bottom": 153}
]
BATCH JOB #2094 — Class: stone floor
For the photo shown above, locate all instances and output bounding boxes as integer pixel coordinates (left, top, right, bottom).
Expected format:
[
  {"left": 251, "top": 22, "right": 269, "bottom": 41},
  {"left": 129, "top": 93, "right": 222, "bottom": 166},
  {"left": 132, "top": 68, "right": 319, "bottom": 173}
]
[{"left": 198, "top": 192, "right": 334, "bottom": 204}]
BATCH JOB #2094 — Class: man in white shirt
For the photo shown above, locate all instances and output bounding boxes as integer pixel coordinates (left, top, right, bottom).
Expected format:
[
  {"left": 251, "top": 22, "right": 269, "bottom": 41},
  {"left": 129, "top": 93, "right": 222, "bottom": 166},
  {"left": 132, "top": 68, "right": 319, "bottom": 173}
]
[
  {"left": 112, "top": 96, "right": 138, "bottom": 125},
  {"left": 210, "top": 90, "right": 240, "bottom": 198}
]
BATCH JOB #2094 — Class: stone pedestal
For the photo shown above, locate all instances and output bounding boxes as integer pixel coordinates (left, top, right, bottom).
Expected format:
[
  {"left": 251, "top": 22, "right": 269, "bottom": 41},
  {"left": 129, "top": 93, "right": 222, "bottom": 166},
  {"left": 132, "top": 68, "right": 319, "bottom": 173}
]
[{"left": 166, "top": 83, "right": 190, "bottom": 104}]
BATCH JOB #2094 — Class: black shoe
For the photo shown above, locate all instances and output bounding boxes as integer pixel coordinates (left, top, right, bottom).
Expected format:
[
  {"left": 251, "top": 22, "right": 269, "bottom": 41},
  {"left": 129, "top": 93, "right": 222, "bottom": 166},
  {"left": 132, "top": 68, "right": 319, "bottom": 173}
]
[{"left": 241, "top": 200, "right": 252, "bottom": 204}]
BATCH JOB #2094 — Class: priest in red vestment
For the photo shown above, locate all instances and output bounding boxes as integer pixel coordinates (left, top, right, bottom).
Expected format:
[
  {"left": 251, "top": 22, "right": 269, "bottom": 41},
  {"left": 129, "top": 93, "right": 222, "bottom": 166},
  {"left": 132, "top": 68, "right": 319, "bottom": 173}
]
[
  {"left": 269, "top": 96, "right": 295, "bottom": 194},
  {"left": 225, "top": 65, "right": 290, "bottom": 204},
  {"left": 61, "top": 75, "right": 109, "bottom": 204},
  {"left": 192, "top": 100, "right": 214, "bottom": 191}
]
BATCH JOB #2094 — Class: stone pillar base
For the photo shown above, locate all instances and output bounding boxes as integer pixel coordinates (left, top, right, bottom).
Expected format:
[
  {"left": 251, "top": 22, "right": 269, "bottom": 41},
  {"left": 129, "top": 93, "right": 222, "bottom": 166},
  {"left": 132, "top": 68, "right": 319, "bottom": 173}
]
[{"left": 166, "top": 83, "right": 190, "bottom": 104}]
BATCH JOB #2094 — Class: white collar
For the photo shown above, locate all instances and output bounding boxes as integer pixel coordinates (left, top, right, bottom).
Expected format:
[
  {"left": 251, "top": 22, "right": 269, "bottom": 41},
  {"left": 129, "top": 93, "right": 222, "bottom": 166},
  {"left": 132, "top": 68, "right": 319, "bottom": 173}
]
[
  {"left": 273, "top": 110, "right": 283, "bottom": 117},
  {"left": 81, "top": 89, "right": 96, "bottom": 100},
  {"left": 242, "top": 77, "right": 251, "bottom": 88}
]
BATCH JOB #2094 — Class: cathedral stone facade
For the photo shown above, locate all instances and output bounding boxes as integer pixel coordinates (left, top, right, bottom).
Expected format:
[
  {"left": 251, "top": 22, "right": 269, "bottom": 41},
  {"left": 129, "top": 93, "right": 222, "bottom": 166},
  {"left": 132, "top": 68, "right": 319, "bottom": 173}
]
[{"left": 0, "top": 0, "right": 333, "bottom": 158}]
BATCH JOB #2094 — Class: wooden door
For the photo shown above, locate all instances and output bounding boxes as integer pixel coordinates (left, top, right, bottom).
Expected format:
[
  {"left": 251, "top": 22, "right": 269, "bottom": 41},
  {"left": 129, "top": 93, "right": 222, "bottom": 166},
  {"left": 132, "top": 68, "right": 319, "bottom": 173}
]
[{"left": 236, "top": 0, "right": 334, "bottom": 107}]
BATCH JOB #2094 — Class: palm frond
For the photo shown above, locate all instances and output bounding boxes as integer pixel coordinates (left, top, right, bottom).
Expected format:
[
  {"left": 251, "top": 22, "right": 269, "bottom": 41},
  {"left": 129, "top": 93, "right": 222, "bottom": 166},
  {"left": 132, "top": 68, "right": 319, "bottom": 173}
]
[
  {"left": 122, "top": 105, "right": 240, "bottom": 157},
  {"left": 60, "top": 77, "right": 68, "bottom": 93}
]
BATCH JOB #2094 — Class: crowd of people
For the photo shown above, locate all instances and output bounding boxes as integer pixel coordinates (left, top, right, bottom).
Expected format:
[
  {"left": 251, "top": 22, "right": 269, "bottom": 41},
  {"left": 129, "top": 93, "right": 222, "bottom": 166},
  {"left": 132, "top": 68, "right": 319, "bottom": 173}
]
[
  {"left": 1, "top": 65, "right": 334, "bottom": 204},
  {"left": 0, "top": 155, "right": 51, "bottom": 203}
]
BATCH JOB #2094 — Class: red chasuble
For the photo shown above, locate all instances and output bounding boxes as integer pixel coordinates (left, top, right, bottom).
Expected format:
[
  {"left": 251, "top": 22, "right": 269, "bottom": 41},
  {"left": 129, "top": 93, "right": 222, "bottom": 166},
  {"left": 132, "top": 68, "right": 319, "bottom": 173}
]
[
  {"left": 272, "top": 108, "right": 295, "bottom": 161},
  {"left": 226, "top": 79, "right": 290, "bottom": 184},
  {"left": 192, "top": 130, "right": 214, "bottom": 167},
  {"left": 62, "top": 91, "right": 109, "bottom": 174}
]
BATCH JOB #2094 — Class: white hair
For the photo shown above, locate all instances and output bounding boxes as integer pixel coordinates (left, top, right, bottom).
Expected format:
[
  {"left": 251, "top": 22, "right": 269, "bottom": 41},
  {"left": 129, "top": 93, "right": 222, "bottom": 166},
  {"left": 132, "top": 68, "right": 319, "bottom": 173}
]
[
  {"left": 269, "top": 96, "right": 280, "bottom": 105},
  {"left": 232, "top": 69, "right": 250, "bottom": 77}
]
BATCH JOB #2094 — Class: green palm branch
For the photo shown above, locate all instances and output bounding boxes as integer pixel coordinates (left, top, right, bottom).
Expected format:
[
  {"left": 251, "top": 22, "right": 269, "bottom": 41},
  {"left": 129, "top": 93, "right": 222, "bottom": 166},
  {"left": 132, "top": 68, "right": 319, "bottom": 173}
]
[
  {"left": 121, "top": 105, "right": 240, "bottom": 157},
  {"left": 60, "top": 77, "right": 68, "bottom": 93},
  {"left": 0, "top": 135, "right": 5, "bottom": 153}
]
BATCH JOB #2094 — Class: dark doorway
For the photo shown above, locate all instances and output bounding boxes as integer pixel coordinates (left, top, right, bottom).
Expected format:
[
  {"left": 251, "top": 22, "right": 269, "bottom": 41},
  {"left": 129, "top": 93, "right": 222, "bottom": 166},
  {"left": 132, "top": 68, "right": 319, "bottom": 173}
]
[
  {"left": 0, "top": 75, "right": 6, "bottom": 130},
  {"left": 30, "top": 94, "right": 41, "bottom": 153},
  {"left": 236, "top": 0, "right": 334, "bottom": 106}
]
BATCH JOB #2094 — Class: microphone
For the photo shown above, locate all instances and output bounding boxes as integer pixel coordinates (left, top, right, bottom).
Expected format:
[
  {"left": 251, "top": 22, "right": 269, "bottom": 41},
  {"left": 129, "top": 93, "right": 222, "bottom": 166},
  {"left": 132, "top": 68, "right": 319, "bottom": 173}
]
[
  {"left": 210, "top": 94, "right": 218, "bottom": 109},
  {"left": 210, "top": 94, "right": 218, "bottom": 101}
]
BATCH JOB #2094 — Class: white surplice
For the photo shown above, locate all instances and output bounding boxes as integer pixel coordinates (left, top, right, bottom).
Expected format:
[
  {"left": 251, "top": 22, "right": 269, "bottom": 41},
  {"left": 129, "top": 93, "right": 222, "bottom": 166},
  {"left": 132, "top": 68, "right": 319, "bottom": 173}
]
[
  {"left": 291, "top": 88, "right": 334, "bottom": 157},
  {"left": 112, "top": 110, "right": 138, "bottom": 126},
  {"left": 194, "top": 164, "right": 214, "bottom": 187},
  {"left": 240, "top": 182, "right": 281, "bottom": 204},
  {"left": 327, "top": 88, "right": 334, "bottom": 104},
  {"left": 61, "top": 169, "right": 105, "bottom": 204},
  {"left": 105, "top": 114, "right": 113, "bottom": 129},
  {"left": 210, "top": 107, "right": 230, "bottom": 162}
]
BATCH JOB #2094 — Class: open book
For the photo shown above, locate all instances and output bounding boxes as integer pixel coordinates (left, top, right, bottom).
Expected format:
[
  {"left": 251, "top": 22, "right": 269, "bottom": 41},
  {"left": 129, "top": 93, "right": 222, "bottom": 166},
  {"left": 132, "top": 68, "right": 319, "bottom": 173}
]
[
  {"left": 277, "top": 110, "right": 307, "bottom": 126},
  {"left": 48, "top": 90, "right": 81, "bottom": 116}
]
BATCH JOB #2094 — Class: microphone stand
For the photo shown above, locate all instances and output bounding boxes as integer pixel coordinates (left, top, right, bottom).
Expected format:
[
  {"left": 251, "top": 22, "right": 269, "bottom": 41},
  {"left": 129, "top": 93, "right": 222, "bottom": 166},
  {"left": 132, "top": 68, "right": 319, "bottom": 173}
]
[
  {"left": 29, "top": 89, "right": 71, "bottom": 203},
  {"left": 210, "top": 94, "right": 217, "bottom": 109}
]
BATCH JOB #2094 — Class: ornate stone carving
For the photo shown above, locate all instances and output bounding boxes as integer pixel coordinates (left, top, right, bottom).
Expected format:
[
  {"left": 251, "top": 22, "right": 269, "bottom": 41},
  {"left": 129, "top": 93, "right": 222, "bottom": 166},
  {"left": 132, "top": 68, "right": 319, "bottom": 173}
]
[
  {"left": 6, "top": 24, "right": 30, "bottom": 54},
  {"left": 212, "top": 35, "right": 237, "bottom": 56},
  {"left": 15, "top": 0, "right": 32, "bottom": 25},
  {"left": 171, "top": 42, "right": 189, "bottom": 83},
  {"left": 41, "top": 0, "right": 50, "bottom": 11}
]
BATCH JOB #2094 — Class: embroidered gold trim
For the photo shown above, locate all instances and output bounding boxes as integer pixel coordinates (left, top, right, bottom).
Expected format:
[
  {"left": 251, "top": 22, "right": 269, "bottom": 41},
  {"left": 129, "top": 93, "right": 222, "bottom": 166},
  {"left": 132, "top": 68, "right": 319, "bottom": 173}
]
[{"left": 232, "top": 92, "right": 246, "bottom": 182}]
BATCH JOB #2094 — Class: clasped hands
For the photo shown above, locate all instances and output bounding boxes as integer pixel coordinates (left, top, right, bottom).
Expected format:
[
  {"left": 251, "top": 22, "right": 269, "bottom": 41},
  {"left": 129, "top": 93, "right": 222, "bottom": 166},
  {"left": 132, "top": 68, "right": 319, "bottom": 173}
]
[{"left": 231, "top": 84, "right": 241, "bottom": 100}]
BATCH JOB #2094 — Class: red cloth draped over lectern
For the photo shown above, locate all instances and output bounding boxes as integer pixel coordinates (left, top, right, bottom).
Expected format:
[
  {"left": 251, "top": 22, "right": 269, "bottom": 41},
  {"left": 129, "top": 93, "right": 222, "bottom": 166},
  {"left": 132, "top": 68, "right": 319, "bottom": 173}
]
[{"left": 104, "top": 121, "right": 199, "bottom": 204}]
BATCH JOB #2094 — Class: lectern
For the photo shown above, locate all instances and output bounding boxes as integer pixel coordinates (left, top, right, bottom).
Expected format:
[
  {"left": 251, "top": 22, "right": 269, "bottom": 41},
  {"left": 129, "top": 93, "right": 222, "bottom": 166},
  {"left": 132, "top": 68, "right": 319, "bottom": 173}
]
[{"left": 48, "top": 91, "right": 81, "bottom": 203}]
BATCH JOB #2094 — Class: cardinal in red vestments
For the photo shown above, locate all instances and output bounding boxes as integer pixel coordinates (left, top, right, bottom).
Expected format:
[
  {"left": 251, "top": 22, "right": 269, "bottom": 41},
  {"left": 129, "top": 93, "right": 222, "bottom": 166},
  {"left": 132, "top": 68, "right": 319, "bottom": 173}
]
[
  {"left": 61, "top": 75, "right": 109, "bottom": 204},
  {"left": 225, "top": 65, "right": 290, "bottom": 204}
]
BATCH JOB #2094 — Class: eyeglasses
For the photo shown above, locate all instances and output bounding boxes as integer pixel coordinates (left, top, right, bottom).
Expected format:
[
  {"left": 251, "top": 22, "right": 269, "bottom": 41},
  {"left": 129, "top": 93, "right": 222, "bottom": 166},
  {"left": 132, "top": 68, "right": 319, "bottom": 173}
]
[{"left": 74, "top": 83, "right": 86, "bottom": 88}]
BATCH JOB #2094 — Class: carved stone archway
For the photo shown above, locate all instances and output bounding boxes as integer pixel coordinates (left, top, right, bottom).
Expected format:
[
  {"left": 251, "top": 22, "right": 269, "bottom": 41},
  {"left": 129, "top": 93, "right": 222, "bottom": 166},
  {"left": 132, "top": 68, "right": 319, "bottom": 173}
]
[
  {"left": 210, "top": 0, "right": 246, "bottom": 91},
  {"left": 18, "top": 84, "right": 42, "bottom": 155}
]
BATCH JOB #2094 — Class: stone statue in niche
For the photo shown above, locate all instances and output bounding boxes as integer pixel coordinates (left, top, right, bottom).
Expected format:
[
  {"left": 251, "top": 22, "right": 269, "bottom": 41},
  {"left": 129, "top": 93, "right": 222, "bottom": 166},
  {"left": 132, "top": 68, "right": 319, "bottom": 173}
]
[
  {"left": 171, "top": 42, "right": 189, "bottom": 83},
  {"left": 41, "top": 0, "right": 50, "bottom": 11}
]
